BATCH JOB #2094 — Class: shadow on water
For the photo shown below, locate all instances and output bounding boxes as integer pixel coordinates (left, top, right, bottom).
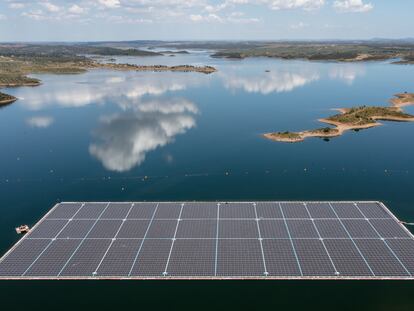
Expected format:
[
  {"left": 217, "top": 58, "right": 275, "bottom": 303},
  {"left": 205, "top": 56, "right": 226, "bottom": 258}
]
[{"left": 1, "top": 280, "right": 414, "bottom": 310}]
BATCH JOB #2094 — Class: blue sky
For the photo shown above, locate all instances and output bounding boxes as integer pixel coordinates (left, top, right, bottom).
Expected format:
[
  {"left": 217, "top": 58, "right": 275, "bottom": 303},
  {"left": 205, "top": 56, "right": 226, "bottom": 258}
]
[{"left": 0, "top": 0, "right": 413, "bottom": 41}]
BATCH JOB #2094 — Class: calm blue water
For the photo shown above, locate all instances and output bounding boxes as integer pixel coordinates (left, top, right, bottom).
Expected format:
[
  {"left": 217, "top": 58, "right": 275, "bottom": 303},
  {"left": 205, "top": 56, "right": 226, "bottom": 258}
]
[{"left": 1, "top": 52, "right": 414, "bottom": 309}]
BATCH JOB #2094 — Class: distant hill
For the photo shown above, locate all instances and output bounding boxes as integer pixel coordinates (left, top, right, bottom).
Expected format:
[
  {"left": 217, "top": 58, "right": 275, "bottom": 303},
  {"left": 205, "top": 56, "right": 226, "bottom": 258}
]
[{"left": 0, "top": 44, "right": 161, "bottom": 57}]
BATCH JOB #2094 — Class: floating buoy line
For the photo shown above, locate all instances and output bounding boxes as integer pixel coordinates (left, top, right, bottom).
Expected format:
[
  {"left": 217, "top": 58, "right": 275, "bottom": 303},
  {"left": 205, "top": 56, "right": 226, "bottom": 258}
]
[{"left": 0, "top": 167, "right": 410, "bottom": 185}]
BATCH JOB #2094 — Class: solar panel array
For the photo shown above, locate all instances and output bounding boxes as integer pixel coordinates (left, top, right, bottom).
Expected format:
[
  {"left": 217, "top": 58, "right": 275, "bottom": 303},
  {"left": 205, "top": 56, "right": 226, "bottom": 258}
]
[{"left": 1, "top": 201, "right": 414, "bottom": 279}]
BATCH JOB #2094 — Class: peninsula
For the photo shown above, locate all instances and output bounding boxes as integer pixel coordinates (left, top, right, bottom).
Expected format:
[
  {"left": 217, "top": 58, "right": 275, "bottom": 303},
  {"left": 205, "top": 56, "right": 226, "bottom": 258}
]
[
  {"left": 264, "top": 93, "right": 414, "bottom": 143},
  {"left": 0, "top": 92, "right": 17, "bottom": 106}
]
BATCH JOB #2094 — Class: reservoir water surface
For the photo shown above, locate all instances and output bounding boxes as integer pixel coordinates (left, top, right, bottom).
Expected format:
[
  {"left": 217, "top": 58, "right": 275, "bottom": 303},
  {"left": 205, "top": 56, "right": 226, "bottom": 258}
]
[{"left": 1, "top": 51, "right": 413, "bottom": 309}]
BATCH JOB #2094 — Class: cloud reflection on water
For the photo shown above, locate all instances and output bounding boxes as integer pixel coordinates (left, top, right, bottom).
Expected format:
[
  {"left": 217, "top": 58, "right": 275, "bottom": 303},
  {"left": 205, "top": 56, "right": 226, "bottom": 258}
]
[
  {"left": 16, "top": 72, "right": 202, "bottom": 110},
  {"left": 329, "top": 64, "right": 366, "bottom": 85},
  {"left": 26, "top": 116, "right": 54, "bottom": 128},
  {"left": 220, "top": 68, "right": 320, "bottom": 94},
  {"left": 89, "top": 98, "right": 198, "bottom": 172},
  {"left": 12, "top": 61, "right": 367, "bottom": 171}
]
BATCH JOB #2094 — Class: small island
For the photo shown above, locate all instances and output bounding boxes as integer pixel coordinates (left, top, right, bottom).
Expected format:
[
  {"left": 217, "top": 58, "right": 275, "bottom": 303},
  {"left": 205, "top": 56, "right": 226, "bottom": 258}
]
[
  {"left": 264, "top": 93, "right": 414, "bottom": 143},
  {"left": 96, "top": 63, "right": 217, "bottom": 74},
  {"left": 0, "top": 92, "right": 17, "bottom": 106},
  {"left": 159, "top": 50, "right": 190, "bottom": 55}
]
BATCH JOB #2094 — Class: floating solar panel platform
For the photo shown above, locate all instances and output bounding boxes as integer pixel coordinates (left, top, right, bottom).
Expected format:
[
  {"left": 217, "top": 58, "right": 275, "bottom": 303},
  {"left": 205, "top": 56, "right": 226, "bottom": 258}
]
[{"left": 1, "top": 201, "right": 414, "bottom": 280}]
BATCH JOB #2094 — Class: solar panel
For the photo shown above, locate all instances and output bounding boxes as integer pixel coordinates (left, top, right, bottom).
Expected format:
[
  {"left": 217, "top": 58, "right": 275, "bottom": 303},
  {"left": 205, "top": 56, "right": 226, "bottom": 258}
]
[
  {"left": 306, "top": 202, "right": 337, "bottom": 219},
  {"left": 281, "top": 203, "right": 310, "bottom": 219},
  {"left": 176, "top": 220, "right": 216, "bottom": 239},
  {"left": 26, "top": 219, "right": 67, "bottom": 239},
  {"left": 293, "top": 239, "right": 337, "bottom": 276},
  {"left": 259, "top": 220, "right": 289, "bottom": 239},
  {"left": 262, "top": 239, "right": 301, "bottom": 276},
  {"left": 127, "top": 203, "right": 157, "bottom": 219},
  {"left": 255, "top": 202, "right": 283, "bottom": 219},
  {"left": 168, "top": 239, "right": 216, "bottom": 276},
  {"left": 313, "top": 219, "right": 349, "bottom": 239},
  {"left": 116, "top": 220, "right": 150, "bottom": 239},
  {"left": 101, "top": 203, "right": 132, "bottom": 219},
  {"left": 25, "top": 239, "right": 81, "bottom": 277},
  {"left": 57, "top": 220, "right": 95, "bottom": 239},
  {"left": 129, "top": 239, "right": 172, "bottom": 276},
  {"left": 96, "top": 239, "right": 142, "bottom": 277},
  {"left": 1, "top": 201, "right": 413, "bottom": 280}
]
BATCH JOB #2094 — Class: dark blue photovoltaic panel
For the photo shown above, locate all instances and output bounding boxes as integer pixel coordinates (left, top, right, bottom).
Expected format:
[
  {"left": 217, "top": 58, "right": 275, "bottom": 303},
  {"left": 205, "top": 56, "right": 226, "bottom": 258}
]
[
  {"left": 219, "top": 220, "right": 258, "bottom": 239},
  {"left": 27, "top": 220, "right": 67, "bottom": 239},
  {"left": 306, "top": 203, "right": 337, "bottom": 219},
  {"left": 263, "top": 240, "right": 301, "bottom": 276},
  {"left": 355, "top": 239, "right": 410, "bottom": 277},
  {"left": 217, "top": 239, "right": 264, "bottom": 276},
  {"left": 286, "top": 220, "right": 319, "bottom": 239},
  {"left": 331, "top": 203, "right": 364, "bottom": 219},
  {"left": 356, "top": 202, "right": 391, "bottom": 219},
  {"left": 88, "top": 220, "right": 123, "bottom": 239},
  {"left": 167, "top": 239, "right": 216, "bottom": 276},
  {"left": 1, "top": 201, "right": 413, "bottom": 279},
  {"left": 127, "top": 203, "right": 157, "bottom": 219},
  {"left": 101, "top": 203, "right": 133, "bottom": 219},
  {"left": 255, "top": 202, "right": 283, "bottom": 219},
  {"left": 259, "top": 220, "right": 289, "bottom": 239},
  {"left": 386, "top": 239, "right": 414, "bottom": 275},
  {"left": 280, "top": 203, "right": 309, "bottom": 219},
  {"left": 219, "top": 203, "right": 255, "bottom": 219},
  {"left": 314, "top": 220, "right": 349, "bottom": 239},
  {"left": 25, "top": 239, "right": 81, "bottom": 277},
  {"left": 146, "top": 220, "right": 177, "bottom": 238},
  {"left": 369, "top": 219, "right": 411, "bottom": 238},
  {"left": 154, "top": 203, "right": 182, "bottom": 219},
  {"left": 74, "top": 203, "right": 107, "bottom": 219},
  {"left": 56, "top": 220, "right": 95, "bottom": 239},
  {"left": 47, "top": 203, "right": 83, "bottom": 219},
  {"left": 116, "top": 220, "right": 150, "bottom": 239},
  {"left": 342, "top": 219, "right": 379, "bottom": 238},
  {"left": 129, "top": 239, "right": 172, "bottom": 276},
  {"left": 324, "top": 239, "right": 372, "bottom": 277},
  {"left": 293, "top": 239, "right": 336, "bottom": 276},
  {"left": 181, "top": 203, "right": 218, "bottom": 219},
  {"left": 59, "top": 239, "right": 112, "bottom": 277},
  {"left": 176, "top": 220, "right": 216, "bottom": 239},
  {"left": 96, "top": 239, "right": 142, "bottom": 277},
  {"left": 0, "top": 239, "right": 51, "bottom": 276}
]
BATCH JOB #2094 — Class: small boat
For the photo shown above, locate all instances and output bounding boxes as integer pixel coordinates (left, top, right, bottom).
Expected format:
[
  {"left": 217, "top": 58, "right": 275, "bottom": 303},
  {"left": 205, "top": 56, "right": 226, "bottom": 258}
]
[{"left": 15, "top": 225, "right": 30, "bottom": 234}]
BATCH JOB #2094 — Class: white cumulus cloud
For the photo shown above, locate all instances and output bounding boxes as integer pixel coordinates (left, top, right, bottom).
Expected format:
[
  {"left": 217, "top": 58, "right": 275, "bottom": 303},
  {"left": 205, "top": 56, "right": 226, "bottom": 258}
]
[
  {"left": 40, "top": 1, "right": 61, "bottom": 13},
  {"left": 225, "top": 0, "right": 325, "bottom": 11},
  {"left": 68, "top": 4, "right": 87, "bottom": 14},
  {"left": 98, "top": 0, "right": 121, "bottom": 9},
  {"left": 333, "top": 0, "right": 373, "bottom": 13},
  {"left": 267, "top": 0, "right": 325, "bottom": 10}
]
